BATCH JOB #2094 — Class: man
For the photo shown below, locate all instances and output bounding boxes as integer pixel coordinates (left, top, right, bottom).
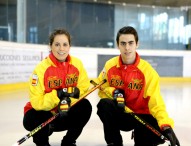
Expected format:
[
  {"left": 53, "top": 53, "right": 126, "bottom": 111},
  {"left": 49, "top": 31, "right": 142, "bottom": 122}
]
[{"left": 95, "top": 26, "right": 180, "bottom": 146}]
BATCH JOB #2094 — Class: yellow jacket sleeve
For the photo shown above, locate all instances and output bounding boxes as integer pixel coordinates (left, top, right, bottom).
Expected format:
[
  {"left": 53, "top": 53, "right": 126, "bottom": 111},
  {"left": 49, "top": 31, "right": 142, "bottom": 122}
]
[
  {"left": 29, "top": 63, "right": 60, "bottom": 111},
  {"left": 141, "top": 61, "right": 174, "bottom": 128},
  {"left": 94, "top": 67, "right": 115, "bottom": 99},
  {"left": 70, "top": 57, "right": 90, "bottom": 104}
]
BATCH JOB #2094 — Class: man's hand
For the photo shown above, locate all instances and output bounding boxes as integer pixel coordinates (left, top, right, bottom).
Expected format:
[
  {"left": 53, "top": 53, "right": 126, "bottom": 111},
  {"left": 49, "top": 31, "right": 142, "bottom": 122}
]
[
  {"left": 162, "top": 126, "right": 180, "bottom": 146},
  {"left": 113, "top": 89, "right": 125, "bottom": 111}
]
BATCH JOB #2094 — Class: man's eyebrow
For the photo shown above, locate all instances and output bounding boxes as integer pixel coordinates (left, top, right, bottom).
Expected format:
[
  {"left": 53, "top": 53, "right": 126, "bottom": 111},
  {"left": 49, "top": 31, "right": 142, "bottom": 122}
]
[
  {"left": 128, "top": 40, "right": 134, "bottom": 43},
  {"left": 120, "top": 40, "right": 134, "bottom": 43},
  {"left": 120, "top": 41, "right": 126, "bottom": 43}
]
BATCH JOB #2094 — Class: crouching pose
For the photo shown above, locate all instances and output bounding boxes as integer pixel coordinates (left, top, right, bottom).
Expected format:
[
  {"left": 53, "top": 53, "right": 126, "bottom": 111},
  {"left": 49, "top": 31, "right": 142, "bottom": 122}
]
[
  {"left": 95, "top": 26, "right": 180, "bottom": 146},
  {"left": 23, "top": 28, "right": 92, "bottom": 146}
]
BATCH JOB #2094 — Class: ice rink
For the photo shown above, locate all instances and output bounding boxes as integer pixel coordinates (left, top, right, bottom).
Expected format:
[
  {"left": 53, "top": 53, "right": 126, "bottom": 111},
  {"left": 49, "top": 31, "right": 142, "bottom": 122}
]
[{"left": 0, "top": 80, "right": 190, "bottom": 146}]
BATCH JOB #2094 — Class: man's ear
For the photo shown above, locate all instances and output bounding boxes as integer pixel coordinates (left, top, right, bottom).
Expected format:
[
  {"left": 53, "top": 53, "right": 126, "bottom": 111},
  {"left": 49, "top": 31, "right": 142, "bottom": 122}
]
[
  {"left": 116, "top": 42, "right": 119, "bottom": 50},
  {"left": 136, "top": 41, "right": 139, "bottom": 48}
]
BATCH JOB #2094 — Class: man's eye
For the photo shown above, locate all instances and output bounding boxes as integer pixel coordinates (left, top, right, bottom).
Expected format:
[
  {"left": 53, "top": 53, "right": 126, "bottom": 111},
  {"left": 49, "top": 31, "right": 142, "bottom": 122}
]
[
  {"left": 129, "top": 42, "right": 134, "bottom": 45},
  {"left": 121, "top": 42, "right": 126, "bottom": 46}
]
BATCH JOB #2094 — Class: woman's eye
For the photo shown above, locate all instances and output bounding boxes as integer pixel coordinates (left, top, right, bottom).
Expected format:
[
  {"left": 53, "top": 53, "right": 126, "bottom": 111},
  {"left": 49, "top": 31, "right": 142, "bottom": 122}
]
[
  {"left": 63, "top": 43, "right": 68, "bottom": 47},
  {"left": 55, "top": 43, "right": 60, "bottom": 47}
]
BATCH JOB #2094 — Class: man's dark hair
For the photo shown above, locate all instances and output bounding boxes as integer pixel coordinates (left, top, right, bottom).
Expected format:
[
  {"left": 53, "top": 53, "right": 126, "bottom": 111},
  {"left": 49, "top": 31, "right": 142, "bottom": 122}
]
[{"left": 116, "top": 26, "right": 139, "bottom": 45}]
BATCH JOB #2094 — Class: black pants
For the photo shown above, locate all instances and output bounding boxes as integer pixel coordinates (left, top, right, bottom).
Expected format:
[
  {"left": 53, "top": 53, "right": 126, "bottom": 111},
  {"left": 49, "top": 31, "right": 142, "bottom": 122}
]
[
  {"left": 23, "top": 99, "right": 92, "bottom": 145},
  {"left": 97, "top": 98, "right": 165, "bottom": 146}
]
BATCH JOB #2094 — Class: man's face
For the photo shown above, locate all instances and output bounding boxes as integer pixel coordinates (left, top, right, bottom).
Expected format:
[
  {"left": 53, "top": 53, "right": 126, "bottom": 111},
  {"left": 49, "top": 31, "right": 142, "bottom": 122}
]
[{"left": 118, "top": 34, "right": 138, "bottom": 64}]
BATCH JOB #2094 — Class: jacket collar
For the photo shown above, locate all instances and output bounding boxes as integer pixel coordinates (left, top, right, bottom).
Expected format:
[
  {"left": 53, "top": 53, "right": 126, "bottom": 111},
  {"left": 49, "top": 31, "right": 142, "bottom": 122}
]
[
  {"left": 49, "top": 52, "right": 71, "bottom": 67},
  {"left": 117, "top": 52, "right": 140, "bottom": 68}
]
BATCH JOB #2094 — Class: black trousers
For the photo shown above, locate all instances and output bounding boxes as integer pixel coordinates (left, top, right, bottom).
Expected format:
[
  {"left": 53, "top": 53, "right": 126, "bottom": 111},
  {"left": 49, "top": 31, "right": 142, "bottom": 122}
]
[
  {"left": 97, "top": 98, "right": 165, "bottom": 146},
  {"left": 23, "top": 99, "right": 92, "bottom": 145}
]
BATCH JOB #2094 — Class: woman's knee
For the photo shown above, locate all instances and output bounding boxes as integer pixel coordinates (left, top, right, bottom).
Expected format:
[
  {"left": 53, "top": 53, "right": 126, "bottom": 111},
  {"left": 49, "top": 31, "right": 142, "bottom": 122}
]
[{"left": 23, "top": 109, "right": 52, "bottom": 131}]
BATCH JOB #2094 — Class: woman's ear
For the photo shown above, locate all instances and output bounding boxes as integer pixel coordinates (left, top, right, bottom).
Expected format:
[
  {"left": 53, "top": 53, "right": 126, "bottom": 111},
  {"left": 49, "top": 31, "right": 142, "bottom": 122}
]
[{"left": 48, "top": 44, "right": 52, "bottom": 52}]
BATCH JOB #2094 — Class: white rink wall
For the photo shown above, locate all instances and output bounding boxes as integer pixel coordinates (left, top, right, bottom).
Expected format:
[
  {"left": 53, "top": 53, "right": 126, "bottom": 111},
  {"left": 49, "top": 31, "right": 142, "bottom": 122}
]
[{"left": 0, "top": 41, "right": 191, "bottom": 84}]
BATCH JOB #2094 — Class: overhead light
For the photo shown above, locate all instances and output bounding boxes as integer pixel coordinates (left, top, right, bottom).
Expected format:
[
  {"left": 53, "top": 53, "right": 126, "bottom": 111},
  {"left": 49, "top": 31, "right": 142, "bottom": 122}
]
[
  {"left": 122, "top": 2, "right": 126, "bottom": 6},
  {"left": 167, "top": 6, "right": 170, "bottom": 9},
  {"left": 108, "top": 1, "right": 112, "bottom": 4}
]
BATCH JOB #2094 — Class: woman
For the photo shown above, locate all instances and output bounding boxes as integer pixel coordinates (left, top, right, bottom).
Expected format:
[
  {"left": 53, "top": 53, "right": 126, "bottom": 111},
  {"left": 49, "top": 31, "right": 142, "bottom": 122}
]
[{"left": 23, "top": 28, "right": 92, "bottom": 146}]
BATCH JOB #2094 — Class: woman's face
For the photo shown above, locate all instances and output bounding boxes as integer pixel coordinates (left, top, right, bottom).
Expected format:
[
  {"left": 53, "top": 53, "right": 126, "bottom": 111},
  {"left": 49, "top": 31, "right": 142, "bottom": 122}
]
[{"left": 50, "top": 34, "right": 70, "bottom": 62}]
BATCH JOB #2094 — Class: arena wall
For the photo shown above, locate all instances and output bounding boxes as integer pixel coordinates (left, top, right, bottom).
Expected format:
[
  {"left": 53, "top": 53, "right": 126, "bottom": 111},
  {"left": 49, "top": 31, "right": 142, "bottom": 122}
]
[{"left": 0, "top": 41, "right": 191, "bottom": 91}]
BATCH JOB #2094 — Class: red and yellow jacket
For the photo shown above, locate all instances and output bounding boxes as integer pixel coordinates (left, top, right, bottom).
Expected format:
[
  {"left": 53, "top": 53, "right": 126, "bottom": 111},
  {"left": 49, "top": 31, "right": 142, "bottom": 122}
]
[
  {"left": 96, "top": 52, "right": 174, "bottom": 128},
  {"left": 24, "top": 53, "right": 90, "bottom": 115}
]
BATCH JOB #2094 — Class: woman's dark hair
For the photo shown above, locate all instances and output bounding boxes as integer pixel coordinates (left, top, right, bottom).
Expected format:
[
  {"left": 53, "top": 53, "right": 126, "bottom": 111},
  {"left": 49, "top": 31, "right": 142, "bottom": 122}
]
[
  {"left": 116, "top": 26, "right": 139, "bottom": 45},
  {"left": 49, "top": 28, "right": 71, "bottom": 46}
]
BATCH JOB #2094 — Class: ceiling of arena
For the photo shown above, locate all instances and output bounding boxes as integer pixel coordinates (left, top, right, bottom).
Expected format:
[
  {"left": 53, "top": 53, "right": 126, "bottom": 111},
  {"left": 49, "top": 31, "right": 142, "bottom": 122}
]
[
  {"left": 69, "top": 0, "right": 191, "bottom": 8},
  {"left": 0, "top": 0, "right": 191, "bottom": 8}
]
